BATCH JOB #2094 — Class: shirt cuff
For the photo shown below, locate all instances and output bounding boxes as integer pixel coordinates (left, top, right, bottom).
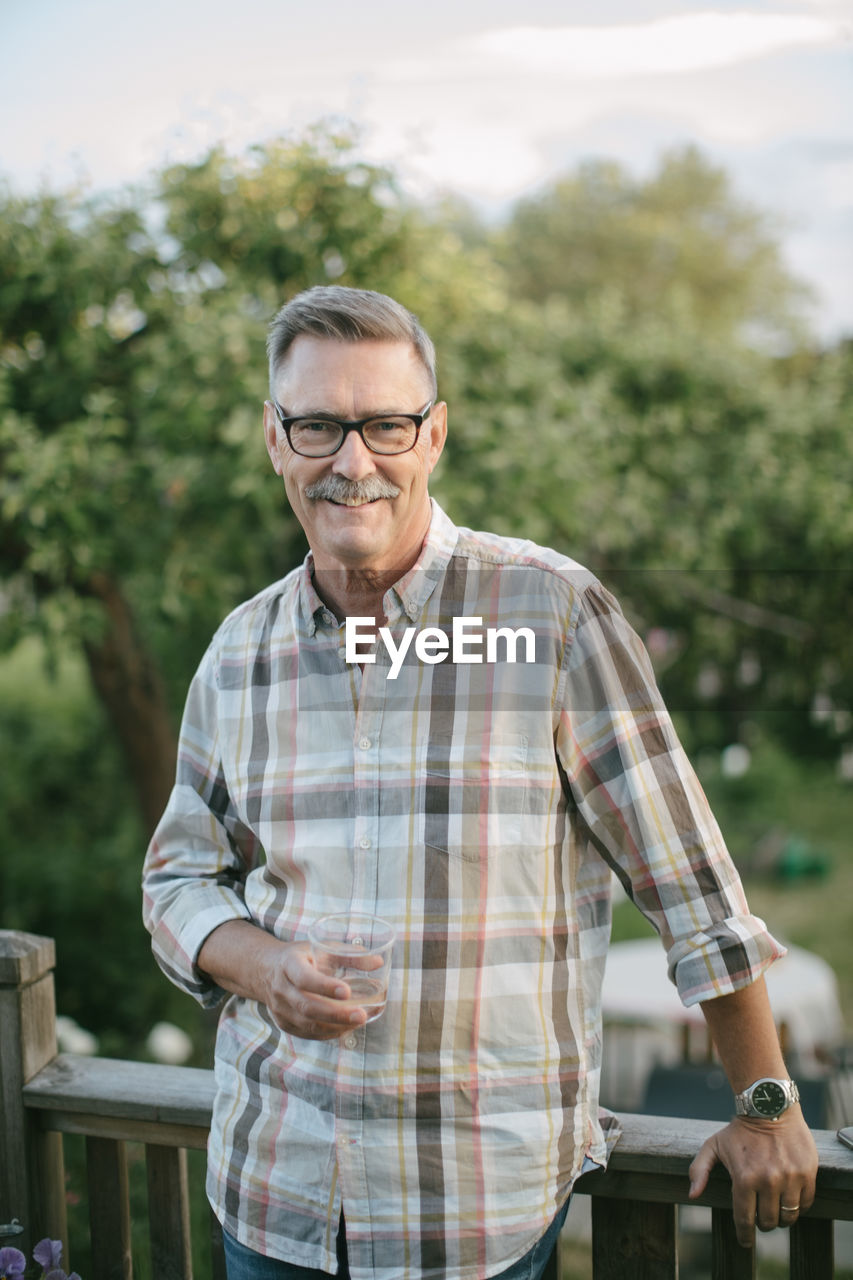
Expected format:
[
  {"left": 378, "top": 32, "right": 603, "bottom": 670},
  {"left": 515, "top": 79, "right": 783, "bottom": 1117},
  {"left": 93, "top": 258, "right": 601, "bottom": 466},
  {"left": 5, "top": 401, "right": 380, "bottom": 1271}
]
[
  {"left": 147, "top": 887, "right": 253, "bottom": 1009},
  {"left": 667, "top": 914, "right": 787, "bottom": 1007}
]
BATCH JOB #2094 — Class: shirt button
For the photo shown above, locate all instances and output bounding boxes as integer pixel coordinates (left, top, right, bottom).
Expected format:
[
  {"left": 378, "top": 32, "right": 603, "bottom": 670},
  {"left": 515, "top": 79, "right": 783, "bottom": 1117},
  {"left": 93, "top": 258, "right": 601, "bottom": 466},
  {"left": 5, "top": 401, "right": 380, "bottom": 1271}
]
[
  {"left": 359, "top": 737, "right": 371, "bottom": 750},
  {"left": 358, "top": 835, "right": 371, "bottom": 849},
  {"left": 342, "top": 1034, "right": 358, "bottom": 1049}
]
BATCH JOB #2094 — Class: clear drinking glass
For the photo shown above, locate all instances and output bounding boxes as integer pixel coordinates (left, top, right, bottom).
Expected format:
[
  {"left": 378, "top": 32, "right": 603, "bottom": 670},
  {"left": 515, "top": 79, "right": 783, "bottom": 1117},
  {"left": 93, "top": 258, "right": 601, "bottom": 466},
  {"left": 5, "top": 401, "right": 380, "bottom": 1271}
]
[{"left": 308, "top": 912, "right": 396, "bottom": 1023}]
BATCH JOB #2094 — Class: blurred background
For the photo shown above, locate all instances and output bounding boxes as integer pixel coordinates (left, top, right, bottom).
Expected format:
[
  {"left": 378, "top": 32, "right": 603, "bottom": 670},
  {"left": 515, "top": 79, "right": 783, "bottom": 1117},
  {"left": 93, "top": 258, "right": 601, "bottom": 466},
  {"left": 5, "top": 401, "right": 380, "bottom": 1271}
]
[{"left": 1, "top": 1, "right": 851, "bottom": 1274}]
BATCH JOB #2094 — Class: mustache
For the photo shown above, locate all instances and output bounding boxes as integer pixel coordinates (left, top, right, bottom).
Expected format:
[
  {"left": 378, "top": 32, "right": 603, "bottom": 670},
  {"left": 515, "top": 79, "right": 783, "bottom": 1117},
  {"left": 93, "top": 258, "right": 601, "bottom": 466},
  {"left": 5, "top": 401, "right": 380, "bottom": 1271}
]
[{"left": 304, "top": 474, "right": 401, "bottom": 503}]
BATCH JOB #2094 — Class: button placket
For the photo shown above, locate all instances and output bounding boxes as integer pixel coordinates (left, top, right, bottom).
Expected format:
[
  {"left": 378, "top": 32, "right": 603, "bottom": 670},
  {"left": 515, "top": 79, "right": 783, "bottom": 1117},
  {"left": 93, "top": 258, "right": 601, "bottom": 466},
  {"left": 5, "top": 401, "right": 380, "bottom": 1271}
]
[
  {"left": 351, "top": 661, "right": 384, "bottom": 908},
  {"left": 333, "top": 1029, "right": 369, "bottom": 1240}
]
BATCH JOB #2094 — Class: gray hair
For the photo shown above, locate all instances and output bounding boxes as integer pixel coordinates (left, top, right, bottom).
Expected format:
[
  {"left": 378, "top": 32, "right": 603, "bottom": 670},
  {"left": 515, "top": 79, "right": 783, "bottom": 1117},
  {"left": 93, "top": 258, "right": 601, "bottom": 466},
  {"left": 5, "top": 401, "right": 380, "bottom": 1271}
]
[{"left": 267, "top": 286, "right": 437, "bottom": 397}]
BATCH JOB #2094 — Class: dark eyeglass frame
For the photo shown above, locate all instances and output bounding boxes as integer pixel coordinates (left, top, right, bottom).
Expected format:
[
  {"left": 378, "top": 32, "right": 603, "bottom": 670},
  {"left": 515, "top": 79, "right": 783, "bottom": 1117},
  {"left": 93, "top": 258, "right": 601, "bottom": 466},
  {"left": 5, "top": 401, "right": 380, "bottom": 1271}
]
[{"left": 272, "top": 399, "right": 433, "bottom": 457}]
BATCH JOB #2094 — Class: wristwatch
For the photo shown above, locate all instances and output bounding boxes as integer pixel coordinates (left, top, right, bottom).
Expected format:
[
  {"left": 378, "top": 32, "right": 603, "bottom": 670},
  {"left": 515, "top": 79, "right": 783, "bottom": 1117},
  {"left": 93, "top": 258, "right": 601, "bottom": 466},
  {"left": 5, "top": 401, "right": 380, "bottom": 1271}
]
[{"left": 734, "top": 1077, "right": 800, "bottom": 1120}]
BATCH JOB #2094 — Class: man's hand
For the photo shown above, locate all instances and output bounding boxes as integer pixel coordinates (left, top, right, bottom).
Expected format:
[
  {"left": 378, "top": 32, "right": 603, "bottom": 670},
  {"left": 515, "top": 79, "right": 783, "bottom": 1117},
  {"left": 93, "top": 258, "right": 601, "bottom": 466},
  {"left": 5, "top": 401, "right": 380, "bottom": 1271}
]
[
  {"left": 258, "top": 939, "right": 376, "bottom": 1040},
  {"left": 688, "top": 1109, "right": 818, "bottom": 1248},
  {"left": 197, "top": 919, "right": 375, "bottom": 1040}
]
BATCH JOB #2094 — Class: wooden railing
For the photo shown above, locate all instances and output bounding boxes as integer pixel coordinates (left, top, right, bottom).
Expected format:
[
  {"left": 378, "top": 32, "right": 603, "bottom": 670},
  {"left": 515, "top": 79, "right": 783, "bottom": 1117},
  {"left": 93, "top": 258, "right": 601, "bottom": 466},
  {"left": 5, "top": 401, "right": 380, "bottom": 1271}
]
[{"left": 3, "top": 929, "right": 852, "bottom": 1279}]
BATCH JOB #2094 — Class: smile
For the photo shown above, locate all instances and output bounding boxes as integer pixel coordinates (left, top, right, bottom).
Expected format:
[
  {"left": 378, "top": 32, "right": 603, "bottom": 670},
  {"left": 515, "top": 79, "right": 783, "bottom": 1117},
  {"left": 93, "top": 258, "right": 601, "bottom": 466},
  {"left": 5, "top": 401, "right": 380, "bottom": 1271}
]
[{"left": 326, "top": 496, "right": 382, "bottom": 507}]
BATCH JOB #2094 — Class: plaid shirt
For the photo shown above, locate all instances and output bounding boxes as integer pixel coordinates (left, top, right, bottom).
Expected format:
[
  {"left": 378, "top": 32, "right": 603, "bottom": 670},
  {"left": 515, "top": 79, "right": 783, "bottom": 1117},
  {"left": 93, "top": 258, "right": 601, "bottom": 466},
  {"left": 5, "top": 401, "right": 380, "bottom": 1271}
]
[{"left": 143, "top": 501, "right": 783, "bottom": 1279}]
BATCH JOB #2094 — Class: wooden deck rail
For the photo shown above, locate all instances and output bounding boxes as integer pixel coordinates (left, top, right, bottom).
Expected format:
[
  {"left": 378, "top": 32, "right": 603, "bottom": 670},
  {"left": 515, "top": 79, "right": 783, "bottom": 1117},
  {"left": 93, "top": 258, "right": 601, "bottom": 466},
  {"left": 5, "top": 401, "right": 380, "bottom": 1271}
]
[{"left": 3, "top": 929, "right": 852, "bottom": 1279}]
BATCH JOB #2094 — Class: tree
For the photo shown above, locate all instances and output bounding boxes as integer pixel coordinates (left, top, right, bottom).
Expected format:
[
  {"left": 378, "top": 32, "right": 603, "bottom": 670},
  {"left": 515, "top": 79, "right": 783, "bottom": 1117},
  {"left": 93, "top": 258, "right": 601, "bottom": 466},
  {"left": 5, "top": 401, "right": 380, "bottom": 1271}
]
[
  {"left": 494, "top": 146, "right": 812, "bottom": 350},
  {"left": 432, "top": 300, "right": 853, "bottom": 758},
  {"left": 0, "top": 187, "right": 179, "bottom": 831},
  {"left": 0, "top": 128, "right": 499, "bottom": 830}
]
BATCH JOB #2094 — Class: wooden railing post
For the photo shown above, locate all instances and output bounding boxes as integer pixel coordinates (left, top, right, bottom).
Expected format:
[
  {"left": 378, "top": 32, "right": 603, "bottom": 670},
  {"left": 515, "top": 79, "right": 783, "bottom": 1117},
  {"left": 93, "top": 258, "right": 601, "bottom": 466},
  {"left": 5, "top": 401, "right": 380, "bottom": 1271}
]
[
  {"left": 711, "top": 1207, "right": 755, "bottom": 1279},
  {"left": 591, "top": 1196, "right": 678, "bottom": 1278},
  {"left": 146, "top": 1145, "right": 193, "bottom": 1280},
  {"left": 0, "top": 929, "right": 67, "bottom": 1258}
]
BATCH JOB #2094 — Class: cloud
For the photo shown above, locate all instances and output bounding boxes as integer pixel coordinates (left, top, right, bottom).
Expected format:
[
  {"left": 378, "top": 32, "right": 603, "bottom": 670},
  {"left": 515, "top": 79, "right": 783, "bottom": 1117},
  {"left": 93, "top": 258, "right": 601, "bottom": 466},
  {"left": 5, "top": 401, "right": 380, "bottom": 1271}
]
[{"left": 466, "top": 11, "right": 843, "bottom": 78}]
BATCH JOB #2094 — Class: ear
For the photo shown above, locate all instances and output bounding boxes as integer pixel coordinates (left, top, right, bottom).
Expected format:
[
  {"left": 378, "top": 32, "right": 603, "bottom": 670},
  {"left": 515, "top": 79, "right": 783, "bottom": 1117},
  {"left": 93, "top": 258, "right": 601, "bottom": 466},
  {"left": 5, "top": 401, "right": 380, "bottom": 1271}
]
[
  {"left": 427, "top": 401, "right": 448, "bottom": 473},
  {"left": 264, "top": 401, "right": 283, "bottom": 475}
]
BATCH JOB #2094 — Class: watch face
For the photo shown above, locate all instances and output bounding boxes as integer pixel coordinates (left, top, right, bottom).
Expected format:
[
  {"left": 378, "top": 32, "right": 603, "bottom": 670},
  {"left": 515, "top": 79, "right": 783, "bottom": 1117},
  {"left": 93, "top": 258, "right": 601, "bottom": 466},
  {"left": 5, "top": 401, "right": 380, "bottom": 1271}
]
[{"left": 752, "top": 1081, "right": 787, "bottom": 1116}]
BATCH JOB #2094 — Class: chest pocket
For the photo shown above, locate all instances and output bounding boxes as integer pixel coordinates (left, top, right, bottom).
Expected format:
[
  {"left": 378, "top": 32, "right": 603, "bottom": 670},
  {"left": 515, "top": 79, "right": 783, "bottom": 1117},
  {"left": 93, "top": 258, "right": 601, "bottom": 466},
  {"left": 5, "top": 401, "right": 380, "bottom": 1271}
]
[{"left": 423, "top": 732, "right": 529, "bottom": 861}]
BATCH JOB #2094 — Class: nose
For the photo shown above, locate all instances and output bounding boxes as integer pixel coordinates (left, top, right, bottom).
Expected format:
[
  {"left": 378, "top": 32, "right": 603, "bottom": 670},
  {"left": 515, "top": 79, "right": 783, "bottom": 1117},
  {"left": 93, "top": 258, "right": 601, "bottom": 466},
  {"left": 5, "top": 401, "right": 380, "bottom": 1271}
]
[{"left": 329, "top": 429, "right": 377, "bottom": 481}]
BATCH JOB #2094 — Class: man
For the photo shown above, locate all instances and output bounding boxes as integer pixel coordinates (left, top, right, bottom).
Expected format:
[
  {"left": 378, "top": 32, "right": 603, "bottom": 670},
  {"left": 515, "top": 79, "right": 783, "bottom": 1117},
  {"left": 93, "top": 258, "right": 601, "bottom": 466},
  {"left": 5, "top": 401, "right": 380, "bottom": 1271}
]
[{"left": 143, "top": 285, "right": 818, "bottom": 1280}]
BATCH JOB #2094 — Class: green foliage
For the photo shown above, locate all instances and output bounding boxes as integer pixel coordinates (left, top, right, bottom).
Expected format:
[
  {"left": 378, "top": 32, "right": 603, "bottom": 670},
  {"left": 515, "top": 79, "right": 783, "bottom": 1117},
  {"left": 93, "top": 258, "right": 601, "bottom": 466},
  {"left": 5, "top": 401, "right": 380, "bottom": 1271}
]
[
  {"left": 433, "top": 295, "right": 853, "bottom": 761},
  {"left": 0, "top": 641, "right": 206, "bottom": 1053},
  {"left": 494, "top": 146, "right": 812, "bottom": 349},
  {"left": 702, "top": 740, "right": 853, "bottom": 1028},
  {"left": 0, "top": 129, "right": 504, "bottom": 704}
]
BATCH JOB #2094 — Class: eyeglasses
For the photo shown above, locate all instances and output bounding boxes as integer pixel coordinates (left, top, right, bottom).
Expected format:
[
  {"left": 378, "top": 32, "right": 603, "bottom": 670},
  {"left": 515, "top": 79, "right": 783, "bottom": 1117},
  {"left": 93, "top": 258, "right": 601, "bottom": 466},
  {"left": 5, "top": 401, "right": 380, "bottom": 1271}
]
[{"left": 272, "top": 400, "right": 433, "bottom": 458}]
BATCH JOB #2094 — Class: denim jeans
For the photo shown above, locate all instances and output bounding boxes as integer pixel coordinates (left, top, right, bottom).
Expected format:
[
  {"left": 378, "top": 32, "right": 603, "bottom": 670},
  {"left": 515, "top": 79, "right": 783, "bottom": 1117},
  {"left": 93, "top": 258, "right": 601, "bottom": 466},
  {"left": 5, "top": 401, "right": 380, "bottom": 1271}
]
[
  {"left": 223, "top": 1200, "right": 570, "bottom": 1280},
  {"left": 223, "top": 1215, "right": 349, "bottom": 1279}
]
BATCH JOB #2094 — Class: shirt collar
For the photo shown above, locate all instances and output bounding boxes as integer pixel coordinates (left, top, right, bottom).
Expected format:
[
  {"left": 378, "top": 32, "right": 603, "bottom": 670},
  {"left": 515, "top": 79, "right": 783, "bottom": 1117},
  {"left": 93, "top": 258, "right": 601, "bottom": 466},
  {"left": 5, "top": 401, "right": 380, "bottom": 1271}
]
[
  {"left": 297, "top": 560, "right": 330, "bottom": 636},
  {"left": 386, "top": 500, "right": 458, "bottom": 622},
  {"left": 296, "top": 500, "right": 459, "bottom": 634}
]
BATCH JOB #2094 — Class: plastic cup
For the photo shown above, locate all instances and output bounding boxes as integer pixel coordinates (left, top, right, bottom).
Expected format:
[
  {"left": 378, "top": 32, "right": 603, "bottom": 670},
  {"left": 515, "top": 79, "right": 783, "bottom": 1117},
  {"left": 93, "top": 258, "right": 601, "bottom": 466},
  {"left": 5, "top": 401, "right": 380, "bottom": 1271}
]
[{"left": 308, "top": 912, "right": 395, "bottom": 1023}]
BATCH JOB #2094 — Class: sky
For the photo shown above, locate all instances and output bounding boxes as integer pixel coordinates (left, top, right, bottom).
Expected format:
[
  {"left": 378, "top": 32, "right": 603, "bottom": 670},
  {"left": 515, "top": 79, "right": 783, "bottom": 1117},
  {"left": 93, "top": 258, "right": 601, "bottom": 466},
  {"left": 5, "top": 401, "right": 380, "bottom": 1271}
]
[{"left": 1, "top": 0, "right": 851, "bottom": 340}]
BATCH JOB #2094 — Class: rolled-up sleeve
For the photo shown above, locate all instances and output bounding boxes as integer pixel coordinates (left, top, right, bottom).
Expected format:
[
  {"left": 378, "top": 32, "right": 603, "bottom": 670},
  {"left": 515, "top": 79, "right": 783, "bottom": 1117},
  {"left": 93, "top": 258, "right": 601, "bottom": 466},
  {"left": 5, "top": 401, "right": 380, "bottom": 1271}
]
[
  {"left": 557, "top": 581, "right": 784, "bottom": 1007},
  {"left": 142, "top": 642, "right": 257, "bottom": 1008}
]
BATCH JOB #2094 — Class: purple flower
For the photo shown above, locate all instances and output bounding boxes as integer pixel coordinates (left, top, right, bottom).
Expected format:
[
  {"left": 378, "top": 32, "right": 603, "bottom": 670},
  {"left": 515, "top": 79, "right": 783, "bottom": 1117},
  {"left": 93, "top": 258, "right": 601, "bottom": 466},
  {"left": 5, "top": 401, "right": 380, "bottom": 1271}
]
[
  {"left": 33, "top": 1240, "right": 63, "bottom": 1270},
  {"left": 0, "top": 1246, "right": 27, "bottom": 1280}
]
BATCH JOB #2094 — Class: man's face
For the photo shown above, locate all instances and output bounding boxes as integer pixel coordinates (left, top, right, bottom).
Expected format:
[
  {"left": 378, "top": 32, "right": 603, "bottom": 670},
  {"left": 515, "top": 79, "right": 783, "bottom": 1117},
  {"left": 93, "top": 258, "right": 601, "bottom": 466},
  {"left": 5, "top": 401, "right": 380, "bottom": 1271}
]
[{"left": 264, "top": 336, "right": 447, "bottom": 575}]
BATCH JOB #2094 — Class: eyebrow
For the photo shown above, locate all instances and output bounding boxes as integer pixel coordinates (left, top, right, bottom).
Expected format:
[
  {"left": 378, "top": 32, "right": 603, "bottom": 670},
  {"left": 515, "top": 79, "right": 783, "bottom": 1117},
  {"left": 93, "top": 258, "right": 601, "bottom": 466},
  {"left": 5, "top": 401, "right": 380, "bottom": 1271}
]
[{"left": 280, "top": 405, "right": 409, "bottom": 420}]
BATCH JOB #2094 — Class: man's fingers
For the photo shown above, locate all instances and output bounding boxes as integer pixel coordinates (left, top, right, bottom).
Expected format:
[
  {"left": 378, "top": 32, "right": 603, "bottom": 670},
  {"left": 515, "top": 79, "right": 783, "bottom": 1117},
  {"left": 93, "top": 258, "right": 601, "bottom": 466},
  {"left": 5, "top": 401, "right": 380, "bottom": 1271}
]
[
  {"left": 798, "top": 1175, "right": 816, "bottom": 1214},
  {"left": 755, "top": 1189, "right": 782, "bottom": 1235},
  {"left": 264, "top": 943, "right": 370, "bottom": 1037},
  {"left": 284, "top": 979, "right": 367, "bottom": 1031},
  {"left": 778, "top": 1182, "right": 805, "bottom": 1228},
  {"left": 688, "top": 1137, "right": 718, "bottom": 1199},
  {"left": 732, "top": 1187, "right": 758, "bottom": 1249},
  {"left": 689, "top": 1130, "right": 758, "bottom": 1248},
  {"left": 778, "top": 1202, "right": 801, "bottom": 1227},
  {"left": 284, "top": 944, "right": 348, "bottom": 997}
]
